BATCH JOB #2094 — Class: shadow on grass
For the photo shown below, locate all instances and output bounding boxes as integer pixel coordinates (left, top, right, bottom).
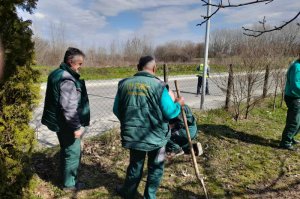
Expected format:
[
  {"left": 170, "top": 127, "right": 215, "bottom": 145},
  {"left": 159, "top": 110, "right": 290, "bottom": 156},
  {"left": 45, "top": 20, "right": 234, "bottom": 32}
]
[
  {"left": 32, "top": 149, "right": 143, "bottom": 198},
  {"left": 160, "top": 182, "right": 207, "bottom": 199},
  {"left": 196, "top": 124, "right": 300, "bottom": 198},
  {"left": 198, "top": 124, "right": 280, "bottom": 148}
]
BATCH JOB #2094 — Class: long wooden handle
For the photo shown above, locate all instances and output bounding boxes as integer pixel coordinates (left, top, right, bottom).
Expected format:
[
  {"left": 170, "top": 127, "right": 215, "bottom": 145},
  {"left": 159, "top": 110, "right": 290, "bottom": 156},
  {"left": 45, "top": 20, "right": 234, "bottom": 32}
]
[{"left": 174, "top": 80, "right": 209, "bottom": 199}]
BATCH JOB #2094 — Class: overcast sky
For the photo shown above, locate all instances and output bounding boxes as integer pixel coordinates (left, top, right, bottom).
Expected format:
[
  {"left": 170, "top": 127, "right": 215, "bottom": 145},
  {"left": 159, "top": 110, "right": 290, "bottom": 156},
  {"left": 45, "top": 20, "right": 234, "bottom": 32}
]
[{"left": 17, "top": 0, "right": 300, "bottom": 49}]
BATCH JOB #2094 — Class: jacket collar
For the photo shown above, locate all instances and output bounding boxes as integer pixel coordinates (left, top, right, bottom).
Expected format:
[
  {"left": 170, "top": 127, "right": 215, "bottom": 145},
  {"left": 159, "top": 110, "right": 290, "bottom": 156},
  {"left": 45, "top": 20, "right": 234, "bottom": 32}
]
[
  {"left": 59, "top": 62, "right": 80, "bottom": 79},
  {"left": 134, "top": 71, "right": 157, "bottom": 79}
]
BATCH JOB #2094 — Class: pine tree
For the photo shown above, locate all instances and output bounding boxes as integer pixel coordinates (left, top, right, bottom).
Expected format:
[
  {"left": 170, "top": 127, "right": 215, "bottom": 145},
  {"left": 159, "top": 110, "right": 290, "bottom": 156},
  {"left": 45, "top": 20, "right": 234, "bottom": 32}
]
[{"left": 0, "top": 1, "right": 39, "bottom": 197}]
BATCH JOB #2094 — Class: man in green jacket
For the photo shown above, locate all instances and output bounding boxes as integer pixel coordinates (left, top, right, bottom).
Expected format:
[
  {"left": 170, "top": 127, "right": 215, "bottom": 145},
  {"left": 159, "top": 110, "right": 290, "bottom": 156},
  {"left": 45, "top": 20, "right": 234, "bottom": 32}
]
[
  {"left": 41, "top": 47, "right": 90, "bottom": 190},
  {"left": 166, "top": 90, "right": 202, "bottom": 156},
  {"left": 113, "top": 55, "right": 184, "bottom": 199},
  {"left": 280, "top": 55, "right": 300, "bottom": 150}
]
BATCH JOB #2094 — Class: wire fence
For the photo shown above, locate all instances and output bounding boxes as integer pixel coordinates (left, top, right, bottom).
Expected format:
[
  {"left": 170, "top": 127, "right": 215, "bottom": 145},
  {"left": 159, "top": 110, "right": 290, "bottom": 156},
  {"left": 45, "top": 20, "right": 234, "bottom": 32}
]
[{"left": 31, "top": 64, "right": 283, "bottom": 147}]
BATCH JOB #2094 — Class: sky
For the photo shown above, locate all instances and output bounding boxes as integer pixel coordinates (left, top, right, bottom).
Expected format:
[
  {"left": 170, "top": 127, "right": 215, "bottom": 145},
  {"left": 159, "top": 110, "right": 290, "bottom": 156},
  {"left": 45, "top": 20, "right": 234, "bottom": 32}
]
[{"left": 17, "top": 0, "right": 300, "bottom": 49}]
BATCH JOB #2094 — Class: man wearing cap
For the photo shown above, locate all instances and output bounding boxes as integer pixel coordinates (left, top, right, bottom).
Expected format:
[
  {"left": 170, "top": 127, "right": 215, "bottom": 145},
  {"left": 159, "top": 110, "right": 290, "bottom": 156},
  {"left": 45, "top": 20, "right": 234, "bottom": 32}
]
[
  {"left": 113, "top": 55, "right": 184, "bottom": 199},
  {"left": 280, "top": 54, "right": 300, "bottom": 150}
]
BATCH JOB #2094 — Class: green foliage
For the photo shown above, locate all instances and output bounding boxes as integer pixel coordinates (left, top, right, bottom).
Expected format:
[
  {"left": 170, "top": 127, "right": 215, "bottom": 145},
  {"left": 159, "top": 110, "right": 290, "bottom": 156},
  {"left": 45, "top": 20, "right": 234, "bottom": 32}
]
[
  {"left": 0, "top": 0, "right": 39, "bottom": 198},
  {"left": 0, "top": 67, "right": 40, "bottom": 198},
  {"left": 0, "top": 0, "right": 37, "bottom": 82}
]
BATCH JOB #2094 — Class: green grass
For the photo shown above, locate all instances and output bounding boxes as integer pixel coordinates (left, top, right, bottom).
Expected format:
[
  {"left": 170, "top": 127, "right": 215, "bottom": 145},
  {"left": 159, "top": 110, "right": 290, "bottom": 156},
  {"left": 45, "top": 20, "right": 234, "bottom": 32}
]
[
  {"left": 28, "top": 99, "right": 300, "bottom": 198},
  {"left": 32, "top": 64, "right": 227, "bottom": 82}
]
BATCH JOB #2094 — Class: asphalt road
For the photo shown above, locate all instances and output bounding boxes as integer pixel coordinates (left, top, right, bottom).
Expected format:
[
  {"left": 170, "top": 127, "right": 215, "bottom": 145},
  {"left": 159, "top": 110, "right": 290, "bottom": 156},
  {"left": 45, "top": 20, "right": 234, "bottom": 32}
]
[{"left": 32, "top": 73, "right": 252, "bottom": 147}]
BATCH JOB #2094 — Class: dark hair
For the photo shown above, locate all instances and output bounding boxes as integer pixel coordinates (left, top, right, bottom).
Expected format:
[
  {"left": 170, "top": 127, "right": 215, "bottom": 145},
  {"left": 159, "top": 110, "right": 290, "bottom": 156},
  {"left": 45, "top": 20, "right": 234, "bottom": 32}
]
[
  {"left": 63, "top": 47, "right": 85, "bottom": 64},
  {"left": 137, "top": 55, "right": 154, "bottom": 71}
]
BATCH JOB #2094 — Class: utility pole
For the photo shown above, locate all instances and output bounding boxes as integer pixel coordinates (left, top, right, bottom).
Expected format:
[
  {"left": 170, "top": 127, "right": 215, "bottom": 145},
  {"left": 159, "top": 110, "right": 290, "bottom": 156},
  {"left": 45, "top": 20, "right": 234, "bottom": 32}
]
[{"left": 200, "top": 0, "right": 211, "bottom": 109}]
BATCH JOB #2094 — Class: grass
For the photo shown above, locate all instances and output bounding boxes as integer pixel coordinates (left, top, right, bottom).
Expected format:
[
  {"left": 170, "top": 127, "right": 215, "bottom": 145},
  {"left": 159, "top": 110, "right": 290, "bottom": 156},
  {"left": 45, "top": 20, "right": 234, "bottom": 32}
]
[
  {"left": 32, "top": 64, "right": 227, "bottom": 82},
  {"left": 28, "top": 99, "right": 300, "bottom": 198}
]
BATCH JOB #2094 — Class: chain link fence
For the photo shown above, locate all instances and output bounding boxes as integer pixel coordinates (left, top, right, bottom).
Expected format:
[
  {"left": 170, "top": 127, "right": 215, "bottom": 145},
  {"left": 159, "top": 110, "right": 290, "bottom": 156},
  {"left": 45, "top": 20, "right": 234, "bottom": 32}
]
[{"left": 31, "top": 63, "right": 283, "bottom": 147}]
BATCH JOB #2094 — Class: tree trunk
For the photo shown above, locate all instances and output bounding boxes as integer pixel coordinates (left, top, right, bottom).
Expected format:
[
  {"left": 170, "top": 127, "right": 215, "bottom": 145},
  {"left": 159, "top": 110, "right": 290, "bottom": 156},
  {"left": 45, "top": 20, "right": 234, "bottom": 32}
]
[{"left": 225, "top": 64, "right": 233, "bottom": 110}]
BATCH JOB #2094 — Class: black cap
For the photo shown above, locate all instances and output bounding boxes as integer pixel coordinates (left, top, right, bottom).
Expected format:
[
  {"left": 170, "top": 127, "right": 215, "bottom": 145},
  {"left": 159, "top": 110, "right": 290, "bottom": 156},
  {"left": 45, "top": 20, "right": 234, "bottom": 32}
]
[{"left": 137, "top": 56, "right": 154, "bottom": 71}]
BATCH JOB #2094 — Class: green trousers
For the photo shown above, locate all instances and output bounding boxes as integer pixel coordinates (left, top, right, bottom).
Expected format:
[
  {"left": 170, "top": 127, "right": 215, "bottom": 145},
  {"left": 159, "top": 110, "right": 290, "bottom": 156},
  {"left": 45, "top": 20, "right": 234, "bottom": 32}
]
[
  {"left": 120, "top": 146, "right": 165, "bottom": 199},
  {"left": 56, "top": 131, "right": 81, "bottom": 188},
  {"left": 166, "top": 129, "right": 197, "bottom": 153},
  {"left": 281, "top": 96, "right": 300, "bottom": 147}
]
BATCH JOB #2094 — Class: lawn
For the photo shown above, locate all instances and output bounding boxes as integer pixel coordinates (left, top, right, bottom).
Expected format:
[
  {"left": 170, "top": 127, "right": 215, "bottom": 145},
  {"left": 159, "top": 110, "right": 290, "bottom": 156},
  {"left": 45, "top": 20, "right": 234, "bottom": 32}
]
[
  {"left": 32, "top": 64, "right": 227, "bottom": 82},
  {"left": 28, "top": 99, "right": 300, "bottom": 198}
]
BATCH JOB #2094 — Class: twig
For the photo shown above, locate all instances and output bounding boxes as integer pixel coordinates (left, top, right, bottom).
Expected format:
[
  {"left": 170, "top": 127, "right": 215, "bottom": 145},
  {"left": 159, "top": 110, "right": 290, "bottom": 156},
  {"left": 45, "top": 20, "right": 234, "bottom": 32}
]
[
  {"left": 197, "top": 0, "right": 299, "bottom": 37},
  {"left": 242, "top": 12, "right": 300, "bottom": 37},
  {"left": 201, "top": 0, "right": 273, "bottom": 8},
  {"left": 197, "top": 7, "right": 220, "bottom": 26},
  {"left": 198, "top": 0, "right": 273, "bottom": 26}
]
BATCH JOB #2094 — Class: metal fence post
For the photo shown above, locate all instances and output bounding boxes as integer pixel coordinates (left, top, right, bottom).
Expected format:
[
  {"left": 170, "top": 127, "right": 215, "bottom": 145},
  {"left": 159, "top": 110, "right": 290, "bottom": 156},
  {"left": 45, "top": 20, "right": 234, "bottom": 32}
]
[{"left": 163, "top": 63, "right": 168, "bottom": 83}]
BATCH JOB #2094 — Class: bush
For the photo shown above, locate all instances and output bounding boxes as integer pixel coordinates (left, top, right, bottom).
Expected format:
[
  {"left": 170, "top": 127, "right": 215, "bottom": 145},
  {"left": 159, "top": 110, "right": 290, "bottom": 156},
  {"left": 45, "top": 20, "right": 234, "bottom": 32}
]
[
  {"left": 0, "top": 66, "right": 40, "bottom": 198},
  {"left": 0, "top": 1, "right": 38, "bottom": 197}
]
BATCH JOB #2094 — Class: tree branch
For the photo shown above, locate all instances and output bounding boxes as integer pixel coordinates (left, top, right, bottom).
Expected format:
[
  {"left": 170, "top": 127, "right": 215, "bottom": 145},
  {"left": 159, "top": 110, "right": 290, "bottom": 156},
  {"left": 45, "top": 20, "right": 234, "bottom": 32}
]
[
  {"left": 201, "top": 0, "right": 273, "bottom": 8},
  {"left": 197, "top": 0, "right": 274, "bottom": 26},
  {"left": 197, "top": 0, "right": 300, "bottom": 37},
  {"left": 197, "top": 7, "right": 220, "bottom": 26},
  {"left": 242, "top": 12, "right": 300, "bottom": 37}
]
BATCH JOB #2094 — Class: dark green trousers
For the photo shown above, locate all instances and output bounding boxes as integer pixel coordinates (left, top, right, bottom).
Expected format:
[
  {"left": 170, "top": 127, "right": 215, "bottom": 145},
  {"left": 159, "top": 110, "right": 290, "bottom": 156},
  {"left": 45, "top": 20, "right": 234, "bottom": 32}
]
[
  {"left": 166, "top": 129, "right": 197, "bottom": 153},
  {"left": 281, "top": 96, "right": 300, "bottom": 147},
  {"left": 120, "top": 146, "right": 165, "bottom": 199},
  {"left": 56, "top": 131, "right": 81, "bottom": 188}
]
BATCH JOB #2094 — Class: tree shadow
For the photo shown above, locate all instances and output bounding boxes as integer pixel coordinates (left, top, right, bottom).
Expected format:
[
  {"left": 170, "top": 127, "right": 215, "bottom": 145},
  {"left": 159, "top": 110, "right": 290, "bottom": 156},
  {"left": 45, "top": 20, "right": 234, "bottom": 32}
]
[
  {"left": 198, "top": 124, "right": 280, "bottom": 148},
  {"left": 32, "top": 149, "right": 143, "bottom": 198},
  {"left": 196, "top": 124, "right": 300, "bottom": 198},
  {"left": 160, "top": 182, "right": 207, "bottom": 199}
]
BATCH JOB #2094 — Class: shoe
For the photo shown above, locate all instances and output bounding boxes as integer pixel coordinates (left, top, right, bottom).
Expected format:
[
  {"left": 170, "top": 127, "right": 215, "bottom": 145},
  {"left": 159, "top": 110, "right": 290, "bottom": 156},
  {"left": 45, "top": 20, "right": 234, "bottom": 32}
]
[
  {"left": 116, "top": 185, "right": 125, "bottom": 198},
  {"left": 63, "top": 182, "right": 85, "bottom": 192},
  {"left": 292, "top": 139, "right": 300, "bottom": 145},
  {"left": 63, "top": 186, "right": 76, "bottom": 192},
  {"left": 168, "top": 149, "right": 184, "bottom": 157},
  {"left": 205, "top": 93, "right": 210, "bottom": 95},
  {"left": 193, "top": 142, "right": 203, "bottom": 156},
  {"left": 75, "top": 182, "right": 85, "bottom": 190},
  {"left": 174, "top": 149, "right": 184, "bottom": 157}
]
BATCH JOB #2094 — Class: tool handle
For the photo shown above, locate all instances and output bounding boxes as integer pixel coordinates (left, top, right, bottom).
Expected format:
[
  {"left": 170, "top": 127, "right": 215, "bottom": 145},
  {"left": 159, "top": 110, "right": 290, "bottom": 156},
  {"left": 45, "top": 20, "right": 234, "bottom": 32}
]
[{"left": 174, "top": 80, "right": 209, "bottom": 199}]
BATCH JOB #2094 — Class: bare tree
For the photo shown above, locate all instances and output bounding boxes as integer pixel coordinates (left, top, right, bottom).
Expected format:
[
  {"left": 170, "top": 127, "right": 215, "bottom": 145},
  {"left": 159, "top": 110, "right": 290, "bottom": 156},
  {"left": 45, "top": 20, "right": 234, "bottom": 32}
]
[
  {"left": 49, "top": 23, "right": 68, "bottom": 65},
  {"left": 155, "top": 41, "right": 199, "bottom": 62},
  {"left": 210, "top": 27, "right": 296, "bottom": 120},
  {"left": 198, "top": 0, "right": 300, "bottom": 37},
  {"left": 33, "top": 36, "right": 50, "bottom": 65},
  {"left": 124, "top": 36, "right": 153, "bottom": 63}
]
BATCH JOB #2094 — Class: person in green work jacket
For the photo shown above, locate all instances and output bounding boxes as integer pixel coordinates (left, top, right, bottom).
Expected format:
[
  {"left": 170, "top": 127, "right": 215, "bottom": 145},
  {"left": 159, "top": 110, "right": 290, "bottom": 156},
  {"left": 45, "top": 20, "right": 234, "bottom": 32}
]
[
  {"left": 280, "top": 55, "right": 300, "bottom": 150},
  {"left": 196, "top": 61, "right": 210, "bottom": 96},
  {"left": 113, "top": 55, "right": 184, "bottom": 199},
  {"left": 166, "top": 91, "right": 202, "bottom": 156},
  {"left": 41, "top": 47, "right": 90, "bottom": 190}
]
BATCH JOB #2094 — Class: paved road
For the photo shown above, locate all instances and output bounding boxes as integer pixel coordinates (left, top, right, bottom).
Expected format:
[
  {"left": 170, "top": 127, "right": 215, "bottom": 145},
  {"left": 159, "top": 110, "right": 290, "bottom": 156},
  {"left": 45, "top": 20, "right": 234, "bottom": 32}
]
[{"left": 31, "top": 73, "right": 241, "bottom": 147}]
